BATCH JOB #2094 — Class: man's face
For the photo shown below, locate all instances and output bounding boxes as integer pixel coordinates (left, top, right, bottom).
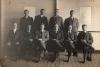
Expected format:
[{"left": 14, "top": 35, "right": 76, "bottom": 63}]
[
  {"left": 55, "top": 9, "right": 59, "bottom": 16},
  {"left": 70, "top": 11, "right": 74, "bottom": 17},
  {"left": 82, "top": 26, "right": 87, "bottom": 31},
  {"left": 40, "top": 25, "right": 45, "bottom": 30},
  {"left": 69, "top": 25, "right": 72, "bottom": 31},
  {"left": 24, "top": 10, "right": 29, "bottom": 16},
  {"left": 13, "top": 23, "right": 17, "bottom": 29},
  {"left": 40, "top": 10, "right": 45, "bottom": 15}
]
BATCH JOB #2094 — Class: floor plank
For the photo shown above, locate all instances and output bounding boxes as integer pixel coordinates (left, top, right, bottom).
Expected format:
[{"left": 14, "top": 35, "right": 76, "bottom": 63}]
[{"left": 1, "top": 53, "right": 100, "bottom": 67}]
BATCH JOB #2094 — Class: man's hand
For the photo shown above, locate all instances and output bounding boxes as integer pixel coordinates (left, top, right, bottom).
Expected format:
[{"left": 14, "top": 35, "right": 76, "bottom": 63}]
[
  {"left": 16, "top": 42, "right": 20, "bottom": 45},
  {"left": 7, "top": 42, "right": 11, "bottom": 46},
  {"left": 38, "top": 38, "right": 42, "bottom": 41},
  {"left": 29, "top": 38, "right": 33, "bottom": 42},
  {"left": 83, "top": 40, "right": 87, "bottom": 43},
  {"left": 70, "top": 40, "right": 73, "bottom": 44},
  {"left": 53, "top": 39, "right": 56, "bottom": 40}
]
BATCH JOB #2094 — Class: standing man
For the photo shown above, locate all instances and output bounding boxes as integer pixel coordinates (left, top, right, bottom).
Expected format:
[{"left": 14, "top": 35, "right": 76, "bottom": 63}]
[
  {"left": 20, "top": 10, "right": 33, "bottom": 32},
  {"left": 49, "top": 9, "right": 63, "bottom": 32},
  {"left": 64, "top": 10, "right": 79, "bottom": 33},
  {"left": 32, "top": 9, "right": 48, "bottom": 32}
]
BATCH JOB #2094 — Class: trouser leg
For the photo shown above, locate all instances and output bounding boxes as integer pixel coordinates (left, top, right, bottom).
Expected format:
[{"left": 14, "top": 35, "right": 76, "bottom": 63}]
[
  {"left": 67, "top": 49, "right": 72, "bottom": 62},
  {"left": 87, "top": 47, "right": 92, "bottom": 61},
  {"left": 83, "top": 47, "right": 87, "bottom": 63},
  {"left": 73, "top": 48, "right": 78, "bottom": 57}
]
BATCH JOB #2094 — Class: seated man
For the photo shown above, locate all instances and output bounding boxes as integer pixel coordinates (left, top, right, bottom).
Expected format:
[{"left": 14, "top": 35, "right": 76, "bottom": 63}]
[
  {"left": 63, "top": 25, "right": 77, "bottom": 62},
  {"left": 6, "top": 22, "right": 24, "bottom": 60},
  {"left": 34, "top": 23, "right": 49, "bottom": 62},
  {"left": 46, "top": 24, "right": 64, "bottom": 62},
  {"left": 21, "top": 25, "right": 35, "bottom": 60},
  {"left": 77, "top": 24, "right": 94, "bottom": 63}
]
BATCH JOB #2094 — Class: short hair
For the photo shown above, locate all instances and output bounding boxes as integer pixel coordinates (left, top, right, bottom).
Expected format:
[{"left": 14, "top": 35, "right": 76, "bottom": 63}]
[
  {"left": 24, "top": 10, "right": 29, "bottom": 13},
  {"left": 40, "top": 9, "right": 44, "bottom": 11},
  {"left": 70, "top": 10, "right": 74, "bottom": 14},
  {"left": 82, "top": 24, "right": 87, "bottom": 28},
  {"left": 40, "top": 23, "right": 45, "bottom": 29}
]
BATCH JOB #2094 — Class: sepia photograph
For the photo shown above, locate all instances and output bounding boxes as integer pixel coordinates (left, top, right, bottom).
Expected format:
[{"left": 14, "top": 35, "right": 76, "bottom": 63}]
[{"left": 0, "top": 0, "right": 100, "bottom": 67}]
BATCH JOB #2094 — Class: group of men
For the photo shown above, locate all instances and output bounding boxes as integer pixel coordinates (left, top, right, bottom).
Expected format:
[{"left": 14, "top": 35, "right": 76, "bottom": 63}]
[{"left": 6, "top": 9, "right": 94, "bottom": 63}]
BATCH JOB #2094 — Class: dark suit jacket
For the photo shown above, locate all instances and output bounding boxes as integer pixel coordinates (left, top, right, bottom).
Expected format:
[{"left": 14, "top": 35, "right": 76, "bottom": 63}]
[
  {"left": 47, "top": 30, "right": 64, "bottom": 52},
  {"left": 77, "top": 31, "right": 93, "bottom": 45},
  {"left": 32, "top": 30, "right": 49, "bottom": 52},
  {"left": 49, "top": 15, "right": 63, "bottom": 31},
  {"left": 6, "top": 29, "right": 24, "bottom": 56},
  {"left": 64, "top": 17, "right": 79, "bottom": 32},
  {"left": 24, "top": 31, "right": 34, "bottom": 42},
  {"left": 32, "top": 15, "right": 48, "bottom": 31},
  {"left": 21, "top": 31, "right": 35, "bottom": 58},
  {"left": 34, "top": 30, "right": 49, "bottom": 51},
  {"left": 35, "top": 30, "right": 49, "bottom": 42},
  {"left": 20, "top": 16, "right": 33, "bottom": 32},
  {"left": 49, "top": 30, "right": 64, "bottom": 42},
  {"left": 64, "top": 31, "right": 77, "bottom": 41},
  {"left": 7, "top": 29, "right": 24, "bottom": 45},
  {"left": 63, "top": 31, "right": 77, "bottom": 49}
]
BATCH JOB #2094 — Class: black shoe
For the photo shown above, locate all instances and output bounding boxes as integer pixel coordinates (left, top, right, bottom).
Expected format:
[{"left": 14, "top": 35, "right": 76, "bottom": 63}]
[
  {"left": 64, "top": 54, "right": 68, "bottom": 56},
  {"left": 32, "top": 57, "right": 40, "bottom": 63},
  {"left": 73, "top": 54, "right": 78, "bottom": 57},
  {"left": 79, "top": 61, "right": 85, "bottom": 63},
  {"left": 34, "top": 60, "right": 40, "bottom": 63},
  {"left": 32, "top": 59, "right": 40, "bottom": 63},
  {"left": 87, "top": 57, "right": 92, "bottom": 61},
  {"left": 48, "top": 57, "right": 56, "bottom": 62},
  {"left": 63, "top": 59, "right": 69, "bottom": 62}
]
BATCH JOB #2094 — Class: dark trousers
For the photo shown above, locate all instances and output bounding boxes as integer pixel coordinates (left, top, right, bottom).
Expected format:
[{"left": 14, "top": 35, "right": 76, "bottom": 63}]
[
  {"left": 77, "top": 41, "right": 94, "bottom": 62},
  {"left": 46, "top": 39, "right": 64, "bottom": 62},
  {"left": 63, "top": 41, "right": 77, "bottom": 62}
]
